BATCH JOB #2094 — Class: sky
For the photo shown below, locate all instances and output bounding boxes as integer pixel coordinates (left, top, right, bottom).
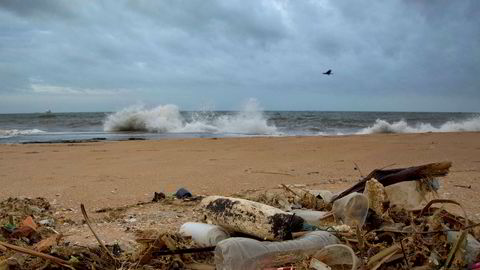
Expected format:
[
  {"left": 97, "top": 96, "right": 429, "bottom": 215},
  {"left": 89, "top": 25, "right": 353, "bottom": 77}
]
[{"left": 0, "top": 0, "right": 479, "bottom": 113}]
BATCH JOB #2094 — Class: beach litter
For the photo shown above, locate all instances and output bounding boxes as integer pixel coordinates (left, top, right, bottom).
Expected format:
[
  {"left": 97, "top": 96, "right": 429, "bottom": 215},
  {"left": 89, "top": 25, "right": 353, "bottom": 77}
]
[
  {"left": 175, "top": 188, "right": 193, "bottom": 199},
  {"left": 1, "top": 161, "right": 480, "bottom": 269}
]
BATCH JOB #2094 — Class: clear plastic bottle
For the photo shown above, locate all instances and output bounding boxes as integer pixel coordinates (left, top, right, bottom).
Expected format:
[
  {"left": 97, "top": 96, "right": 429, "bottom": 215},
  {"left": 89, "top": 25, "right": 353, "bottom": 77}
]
[
  {"left": 214, "top": 231, "right": 339, "bottom": 270},
  {"left": 291, "top": 209, "right": 330, "bottom": 226}
]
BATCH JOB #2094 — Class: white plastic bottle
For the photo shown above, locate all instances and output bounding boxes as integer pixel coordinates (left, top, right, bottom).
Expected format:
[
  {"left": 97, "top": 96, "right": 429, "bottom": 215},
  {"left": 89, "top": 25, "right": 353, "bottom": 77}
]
[{"left": 179, "top": 222, "right": 230, "bottom": 247}]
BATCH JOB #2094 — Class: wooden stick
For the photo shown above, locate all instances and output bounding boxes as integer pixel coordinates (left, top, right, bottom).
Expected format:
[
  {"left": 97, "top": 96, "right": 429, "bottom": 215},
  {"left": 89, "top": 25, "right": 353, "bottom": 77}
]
[
  {"left": 371, "top": 251, "right": 397, "bottom": 270},
  {"left": 399, "top": 238, "right": 410, "bottom": 269},
  {"left": 453, "top": 184, "right": 471, "bottom": 189},
  {"left": 80, "top": 204, "right": 117, "bottom": 263},
  {"left": 356, "top": 225, "right": 366, "bottom": 261},
  {"left": 367, "top": 244, "right": 400, "bottom": 268},
  {"left": 444, "top": 230, "right": 467, "bottom": 268},
  {"left": 280, "top": 184, "right": 300, "bottom": 198},
  {"left": 419, "top": 199, "right": 469, "bottom": 227},
  {"left": 373, "top": 222, "right": 480, "bottom": 235},
  {"left": 152, "top": 246, "right": 215, "bottom": 256},
  {"left": 353, "top": 161, "right": 364, "bottom": 178},
  {"left": 0, "top": 241, "right": 71, "bottom": 268}
]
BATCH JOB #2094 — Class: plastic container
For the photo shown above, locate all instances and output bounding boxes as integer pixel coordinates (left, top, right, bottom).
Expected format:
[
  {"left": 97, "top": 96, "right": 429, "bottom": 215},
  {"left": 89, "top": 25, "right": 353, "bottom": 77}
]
[
  {"left": 312, "top": 244, "right": 360, "bottom": 270},
  {"left": 179, "top": 222, "right": 230, "bottom": 247},
  {"left": 332, "top": 192, "right": 369, "bottom": 227},
  {"left": 291, "top": 210, "right": 329, "bottom": 226},
  {"left": 308, "top": 190, "right": 335, "bottom": 204},
  {"left": 214, "top": 231, "right": 339, "bottom": 270}
]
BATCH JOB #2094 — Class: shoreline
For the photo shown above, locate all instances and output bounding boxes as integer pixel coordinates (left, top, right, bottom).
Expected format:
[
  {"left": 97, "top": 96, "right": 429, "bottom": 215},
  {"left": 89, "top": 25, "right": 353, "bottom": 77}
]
[
  {"left": 2, "top": 130, "right": 480, "bottom": 144},
  {"left": 1, "top": 132, "right": 480, "bottom": 218}
]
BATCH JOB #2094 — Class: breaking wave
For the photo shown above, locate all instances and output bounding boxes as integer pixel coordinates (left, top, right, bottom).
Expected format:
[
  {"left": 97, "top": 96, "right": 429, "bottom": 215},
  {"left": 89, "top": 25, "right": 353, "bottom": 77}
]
[
  {"left": 103, "top": 99, "right": 278, "bottom": 135},
  {"left": 357, "top": 116, "right": 480, "bottom": 134},
  {"left": 0, "top": 129, "right": 45, "bottom": 138}
]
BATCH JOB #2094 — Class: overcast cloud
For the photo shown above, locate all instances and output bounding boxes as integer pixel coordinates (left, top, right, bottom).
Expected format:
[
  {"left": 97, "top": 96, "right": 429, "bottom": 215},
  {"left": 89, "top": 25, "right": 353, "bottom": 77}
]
[{"left": 0, "top": 0, "right": 479, "bottom": 112}]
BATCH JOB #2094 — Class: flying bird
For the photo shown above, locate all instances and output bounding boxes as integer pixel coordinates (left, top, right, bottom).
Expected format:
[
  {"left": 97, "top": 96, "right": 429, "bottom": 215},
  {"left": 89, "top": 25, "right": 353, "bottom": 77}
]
[{"left": 323, "top": 69, "right": 332, "bottom": 75}]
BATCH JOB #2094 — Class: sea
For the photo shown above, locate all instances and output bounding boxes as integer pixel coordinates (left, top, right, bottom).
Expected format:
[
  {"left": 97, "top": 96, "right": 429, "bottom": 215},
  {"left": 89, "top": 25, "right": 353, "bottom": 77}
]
[{"left": 1, "top": 102, "right": 479, "bottom": 144}]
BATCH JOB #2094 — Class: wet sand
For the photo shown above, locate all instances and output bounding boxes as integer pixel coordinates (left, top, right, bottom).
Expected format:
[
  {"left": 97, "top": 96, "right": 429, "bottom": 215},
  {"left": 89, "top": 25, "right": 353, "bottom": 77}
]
[{"left": 1, "top": 132, "right": 480, "bottom": 218}]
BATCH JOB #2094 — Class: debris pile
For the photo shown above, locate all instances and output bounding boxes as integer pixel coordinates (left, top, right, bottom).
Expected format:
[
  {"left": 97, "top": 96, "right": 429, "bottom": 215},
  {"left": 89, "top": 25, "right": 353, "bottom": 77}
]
[{"left": 1, "top": 161, "right": 480, "bottom": 269}]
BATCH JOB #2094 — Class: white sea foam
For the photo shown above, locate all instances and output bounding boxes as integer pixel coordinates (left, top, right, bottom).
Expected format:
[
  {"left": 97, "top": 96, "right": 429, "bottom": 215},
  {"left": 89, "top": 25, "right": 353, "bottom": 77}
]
[
  {"left": 0, "top": 129, "right": 45, "bottom": 138},
  {"left": 103, "top": 99, "right": 278, "bottom": 135},
  {"left": 357, "top": 116, "right": 480, "bottom": 134},
  {"left": 103, "top": 104, "right": 185, "bottom": 132}
]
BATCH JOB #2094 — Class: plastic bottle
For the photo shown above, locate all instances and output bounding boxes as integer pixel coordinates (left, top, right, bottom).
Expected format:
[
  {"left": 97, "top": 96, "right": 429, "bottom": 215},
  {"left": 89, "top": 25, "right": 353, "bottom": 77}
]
[
  {"left": 214, "top": 231, "right": 339, "bottom": 270},
  {"left": 179, "top": 222, "right": 230, "bottom": 247},
  {"left": 291, "top": 210, "right": 330, "bottom": 226}
]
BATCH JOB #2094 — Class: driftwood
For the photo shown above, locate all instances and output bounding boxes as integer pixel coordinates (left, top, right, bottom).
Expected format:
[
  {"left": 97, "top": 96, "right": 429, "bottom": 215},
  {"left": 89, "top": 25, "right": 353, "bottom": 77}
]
[
  {"left": 80, "top": 204, "right": 118, "bottom": 264},
  {"left": 0, "top": 241, "right": 72, "bottom": 268},
  {"left": 332, "top": 161, "right": 451, "bottom": 202},
  {"left": 200, "top": 196, "right": 304, "bottom": 240}
]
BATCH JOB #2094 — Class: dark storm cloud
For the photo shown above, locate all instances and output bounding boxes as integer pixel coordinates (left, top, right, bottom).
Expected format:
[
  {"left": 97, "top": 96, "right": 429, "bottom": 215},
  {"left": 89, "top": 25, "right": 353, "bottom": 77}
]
[{"left": 0, "top": 0, "right": 478, "bottom": 112}]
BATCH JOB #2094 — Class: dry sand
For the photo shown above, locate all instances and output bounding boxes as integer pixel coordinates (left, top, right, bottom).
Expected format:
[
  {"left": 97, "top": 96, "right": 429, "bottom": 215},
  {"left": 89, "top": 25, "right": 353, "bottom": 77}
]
[{"left": 1, "top": 132, "right": 480, "bottom": 218}]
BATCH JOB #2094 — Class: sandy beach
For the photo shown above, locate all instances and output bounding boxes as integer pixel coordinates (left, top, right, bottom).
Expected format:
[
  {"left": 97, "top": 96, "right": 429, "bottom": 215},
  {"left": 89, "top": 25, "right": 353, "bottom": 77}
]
[{"left": 1, "top": 132, "right": 479, "bottom": 217}]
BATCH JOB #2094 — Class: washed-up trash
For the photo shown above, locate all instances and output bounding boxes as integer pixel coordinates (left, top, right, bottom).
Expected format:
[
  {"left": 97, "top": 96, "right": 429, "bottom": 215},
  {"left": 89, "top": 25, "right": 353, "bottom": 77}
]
[
  {"left": 332, "top": 161, "right": 451, "bottom": 203},
  {"left": 152, "top": 192, "right": 166, "bottom": 202},
  {"left": 385, "top": 180, "right": 438, "bottom": 209},
  {"left": 11, "top": 216, "right": 38, "bottom": 238},
  {"left": 1, "top": 161, "right": 476, "bottom": 270},
  {"left": 291, "top": 210, "right": 330, "bottom": 227},
  {"left": 280, "top": 185, "right": 329, "bottom": 210},
  {"left": 308, "top": 190, "right": 335, "bottom": 205},
  {"left": 21, "top": 216, "right": 37, "bottom": 231},
  {"left": 34, "top": 234, "right": 62, "bottom": 253},
  {"left": 175, "top": 188, "right": 192, "bottom": 199},
  {"left": 309, "top": 258, "right": 331, "bottom": 270},
  {"left": 259, "top": 191, "right": 297, "bottom": 211},
  {"left": 471, "top": 262, "right": 480, "bottom": 269},
  {"left": 214, "top": 231, "right": 339, "bottom": 270},
  {"left": 38, "top": 219, "right": 55, "bottom": 227},
  {"left": 180, "top": 222, "right": 230, "bottom": 247},
  {"left": 332, "top": 193, "right": 368, "bottom": 227},
  {"left": 201, "top": 196, "right": 304, "bottom": 241},
  {"left": 312, "top": 244, "right": 359, "bottom": 270},
  {"left": 447, "top": 232, "right": 480, "bottom": 265}
]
